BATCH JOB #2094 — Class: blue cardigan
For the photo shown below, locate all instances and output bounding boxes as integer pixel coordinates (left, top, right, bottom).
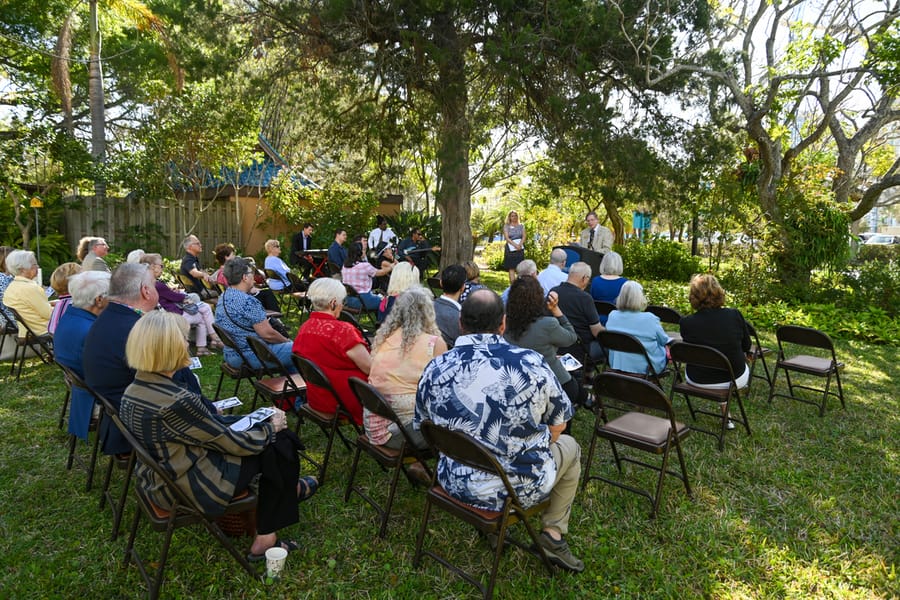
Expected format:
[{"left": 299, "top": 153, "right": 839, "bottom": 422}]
[{"left": 605, "top": 310, "right": 670, "bottom": 375}]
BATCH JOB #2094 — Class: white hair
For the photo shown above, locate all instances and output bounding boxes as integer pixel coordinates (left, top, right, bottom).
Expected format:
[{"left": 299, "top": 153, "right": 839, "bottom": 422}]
[
  {"left": 308, "top": 277, "right": 347, "bottom": 311},
  {"left": 616, "top": 280, "right": 647, "bottom": 312},
  {"left": 387, "top": 262, "right": 420, "bottom": 295},
  {"left": 600, "top": 251, "right": 623, "bottom": 276},
  {"left": 568, "top": 261, "right": 592, "bottom": 280},
  {"left": 516, "top": 260, "right": 538, "bottom": 277},
  {"left": 5, "top": 250, "right": 37, "bottom": 275},
  {"left": 550, "top": 248, "right": 567, "bottom": 266},
  {"left": 126, "top": 249, "right": 145, "bottom": 264},
  {"left": 69, "top": 271, "right": 111, "bottom": 308}
]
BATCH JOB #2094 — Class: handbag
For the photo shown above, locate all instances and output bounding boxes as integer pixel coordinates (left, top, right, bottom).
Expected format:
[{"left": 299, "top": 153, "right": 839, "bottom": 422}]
[{"left": 179, "top": 301, "right": 200, "bottom": 315}]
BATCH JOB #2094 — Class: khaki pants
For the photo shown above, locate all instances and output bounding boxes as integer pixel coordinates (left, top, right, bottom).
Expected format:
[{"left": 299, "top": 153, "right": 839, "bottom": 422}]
[{"left": 542, "top": 434, "right": 581, "bottom": 535}]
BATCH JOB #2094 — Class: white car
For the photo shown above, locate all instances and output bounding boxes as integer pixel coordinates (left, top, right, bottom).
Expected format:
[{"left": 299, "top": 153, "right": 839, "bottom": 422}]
[{"left": 865, "top": 234, "right": 899, "bottom": 245}]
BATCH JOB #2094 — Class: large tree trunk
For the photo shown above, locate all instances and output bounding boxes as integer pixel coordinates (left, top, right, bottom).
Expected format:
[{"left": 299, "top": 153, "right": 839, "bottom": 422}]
[
  {"left": 433, "top": 12, "right": 472, "bottom": 268},
  {"left": 88, "top": 0, "right": 106, "bottom": 203}
]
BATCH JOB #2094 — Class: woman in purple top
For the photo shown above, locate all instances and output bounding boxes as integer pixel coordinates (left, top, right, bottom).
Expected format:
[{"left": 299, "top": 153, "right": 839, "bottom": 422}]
[
  {"left": 141, "top": 253, "right": 223, "bottom": 356},
  {"left": 48, "top": 262, "right": 82, "bottom": 334}
]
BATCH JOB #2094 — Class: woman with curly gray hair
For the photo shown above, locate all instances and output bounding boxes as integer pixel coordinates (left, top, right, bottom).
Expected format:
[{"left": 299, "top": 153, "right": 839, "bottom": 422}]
[{"left": 367, "top": 286, "right": 447, "bottom": 461}]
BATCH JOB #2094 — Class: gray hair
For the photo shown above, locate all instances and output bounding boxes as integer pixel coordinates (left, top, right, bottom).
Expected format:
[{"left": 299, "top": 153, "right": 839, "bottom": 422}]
[
  {"left": 126, "top": 249, "right": 145, "bottom": 264},
  {"left": 373, "top": 287, "right": 439, "bottom": 355},
  {"left": 568, "top": 261, "right": 592, "bottom": 280},
  {"left": 182, "top": 235, "right": 199, "bottom": 250},
  {"left": 386, "top": 262, "right": 420, "bottom": 295},
  {"left": 5, "top": 250, "right": 37, "bottom": 275},
  {"left": 516, "top": 259, "right": 538, "bottom": 277},
  {"left": 109, "top": 263, "right": 152, "bottom": 301},
  {"left": 616, "top": 280, "right": 647, "bottom": 312},
  {"left": 89, "top": 238, "right": 107, "bottom": 251},
  {"left": 599, "top": 251, "right": 623, "bottom": 276},
  {"left": 549, "top": 248, "right": 567, "bottom": 266},
  {"left": 308, "top": 277, "right": 347, "bottom": 311},
  {"left": 69, "top": 271, "right": 111, "bottom": 309}
]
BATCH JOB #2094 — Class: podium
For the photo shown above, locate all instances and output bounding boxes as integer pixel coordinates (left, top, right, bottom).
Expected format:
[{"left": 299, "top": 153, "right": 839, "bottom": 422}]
[{"left": 553, "top": 245, "right": 604, "bottom": 275}]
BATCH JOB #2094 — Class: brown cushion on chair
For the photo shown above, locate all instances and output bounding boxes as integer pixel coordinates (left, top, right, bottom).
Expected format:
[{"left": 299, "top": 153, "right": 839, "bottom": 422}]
[
  {"left": 431, "top": 484, "right": 503, "bottom": 522},
  {"left": 356, "top": 434, "right": 402, "bottom": 459},
  {"left": 672, "top": 381, "right": 731, "bottom": 401},
  {"left": 602, "top": 412, "right": 685, "bottom": 446},
  {"left": 780, "top": 354, "right": 834, "bottom": 374}
]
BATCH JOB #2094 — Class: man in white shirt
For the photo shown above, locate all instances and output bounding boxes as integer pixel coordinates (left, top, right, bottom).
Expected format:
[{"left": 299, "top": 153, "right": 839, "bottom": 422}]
[
  {"left": 367, "top": 215, "right": 397, "bottom": 256},
  {"left": 578, "top": 211, "right": 613, "bottom": 253},
  {"left": 537, "top": 248, "right": 568, "bottom": 294}
]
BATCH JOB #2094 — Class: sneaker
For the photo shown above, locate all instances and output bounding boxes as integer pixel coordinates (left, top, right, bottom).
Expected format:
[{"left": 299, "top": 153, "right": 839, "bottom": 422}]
[
  {"left": 726, "top": 420, "right": 736, "bottom": 430},
  {"left": 537, "top": 531, "right": 584, "bottom": 573}
]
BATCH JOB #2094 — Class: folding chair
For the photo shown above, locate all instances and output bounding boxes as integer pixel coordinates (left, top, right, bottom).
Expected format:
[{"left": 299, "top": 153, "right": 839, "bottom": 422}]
[
  {"left": 115, "top": 410, "right": 260, "bottom": 599},
  {"left": 668, "top": 342, "right": 751, "bottom": 451},
  {"left": 767, "top": 325, "right": 845, "bottom": 416},
  {"left": 343, "top": 283, "right": 377, "bottom": 330},
  {"left": 246, "top": 336, "right": 307, "bottom": 428},
  {"left": 291, "top": 354, "right": 362, "bottom": 485},
  {"left": 746, "top": 322, "right": 773, "bottom": 394},
  {"left": 583, "top": 373, "right": 692, "bottom": 517},
  {"left": 58, "top": 363, "right": 103, "bottom": 492},
  {"left": 414, "top": 421, "right": 555, "bottom": 600},
  {"left": 344, "top": 377, "right": 434, "bottom": 538},
  {"left": 594, "top": 300, "right": 616, "bottom": 318},
  {"left": 211, "top": 323, "right": 262, "bottom": 402},
  {"left": 0, "top": 305, "right": 19, "bottom": 374},
  {"left": 284, "top": 271, "right": 309, "bottom": 315},
  {"left": 338, "top": 310, "right": 373, "bottom": 349},
  {"left": 598, "top": 329, "right": 670, "bottom": 386},
  {"left": 5, "top": 305, "right": 54, "bottom": 380},
  {"left": 55, "top": 358, "right": 71, "bottom": 430},
  {"left": 92, "top": 388, "right": 136, "bottom": 541},
  {"left": 646, "top": 304, "right": 682, "bottom": 342},
  {"left": 426, "top": 276, "right": 443, "bottom": 298},
  {"left": 327, "top": 260, "right": 343, "bottom": 279}
]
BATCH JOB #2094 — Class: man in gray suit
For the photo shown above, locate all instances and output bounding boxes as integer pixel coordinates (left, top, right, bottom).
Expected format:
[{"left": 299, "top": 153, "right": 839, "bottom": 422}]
[{"left": 433, "top": 264, "right": 466, "bottom": 348}]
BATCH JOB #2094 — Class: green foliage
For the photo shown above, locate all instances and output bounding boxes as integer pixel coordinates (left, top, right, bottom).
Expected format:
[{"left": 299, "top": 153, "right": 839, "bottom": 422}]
[
  {"left": 385, "top": 211, "right": 442, "bottom": 245},
  {"left": 841, "top": 258, "right": 900, "bottom": 318},
  {"left": 267, "top": 179, "right": 380, "bottom": 248},
  {"left": 856, "top": 244, "right": 900, "bottom": 263},
  {"left": 618, "top": 239, "right": 701, "bottom": 283},
  {"left": 868, "top": 23, "right": 900, "bottom": 87},
  {"left": 480, "top": 241, "right": 506, "bottom": 271}
]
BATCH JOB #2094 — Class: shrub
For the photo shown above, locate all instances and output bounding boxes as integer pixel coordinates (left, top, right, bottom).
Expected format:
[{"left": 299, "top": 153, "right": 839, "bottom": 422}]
[
  {"left": 480, "top": 241, "right": 506, "bottom": 271},
  {"left": 841, "top": 258, "right": 900, "bottom": 317},
  {"left": 856, "top": 244, "right": 900, "bottom": 263},
  {"left": 619, "top": 239, "right": 701, "bottom": 282}
]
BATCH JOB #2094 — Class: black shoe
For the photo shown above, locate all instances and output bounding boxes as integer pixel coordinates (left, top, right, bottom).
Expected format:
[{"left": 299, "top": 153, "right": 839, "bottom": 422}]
[{"left": 537, "top": 532, "right": 584, "bottom": 573}]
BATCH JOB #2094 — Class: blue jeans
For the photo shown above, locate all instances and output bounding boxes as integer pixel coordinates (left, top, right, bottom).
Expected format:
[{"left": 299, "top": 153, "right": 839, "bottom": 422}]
[
  {"left": 346, "top": 293, "right": 382, "bottom": 311},
  {"left": 225, "top": 342, "right": 297, "bottom": 374}
]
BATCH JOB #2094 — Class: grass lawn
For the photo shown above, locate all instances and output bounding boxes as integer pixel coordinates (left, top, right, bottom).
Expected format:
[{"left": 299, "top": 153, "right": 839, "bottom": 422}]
[{"left": 0, "top": 306, "right": 897, "bottom": 598}]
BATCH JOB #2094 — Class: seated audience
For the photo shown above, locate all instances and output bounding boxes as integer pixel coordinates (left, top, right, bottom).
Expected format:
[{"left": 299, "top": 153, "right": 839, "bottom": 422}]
[
  {"left": 0, "top": 246, "right": 16, "bottom": 329},
  {"left": 605, "top": 280, "right": 669, "bottom": 375},
  {"left": 552, "top": 261, "right": 605, "bottom": 363},
  {"left": 215, "top": 257, "right": 296, "bottom": 374},
  {"left": 397, "top": 228, "right": 439, "bottom": 274},
  {"left": 590, "top": 251, "right": 627, "bottom": 324},
  {"left": 342, "top": 242, "right": 392, "bottom": 311},
  {"left": 537, "top": 248, "right": 568, "bottom": 295},
  {"left": 48, "top": 262, "right": 82, "bottom": 334},
  {"left": 505, "top": 275, "right": 582, "bottom": 407},
  {"left": 78, "top": 237, "right": 112, "bottom": 272},
  {"left": 263, "top": 239, "right": 303, "bottom": 292},
  {"left": 433, "top": 264, "right": 465, "bottom": 348},
  {"left": 4, "top": 249, "right": 52, "bottom": 337},
  {"left": 679, "top": 274, "right": 751, "bottom": 428},
  {"left": 119, "top": 310, "right": 316, "bottom": 561},
  {"left": 141, "top": 253, "right": 223, "bottom": 356},
  {"left": 371, "top": 245, "right": 398, "bottom": 293},
  {"left": 54, "top": 271, "right": 110, "bottom": 440},
  {"left": 180, "top": 235, "right": 216, "bottom": 297},
  {"left": 377, "top": 261, "right": 418, "bottom": 324},
  {"left": 501, "top": 259, "right": 537, "bottom": 304},
  {"left": 415, "top": 289, "right": 584, "bottom": 572},
  {"left": 327, "top": 229, "right": 348, "bottom": 270},
  {"left": 292, "top": 278, "right": 369, "bottom": 424},
  {"left": 458, "top": 260, "right": 485, "bottom": 304},
  {"left": 368, "top": 287, "right": 447, "bottom": 461},
  {"left": 213, "top": 243, "right": 280, "bottom": 313}
]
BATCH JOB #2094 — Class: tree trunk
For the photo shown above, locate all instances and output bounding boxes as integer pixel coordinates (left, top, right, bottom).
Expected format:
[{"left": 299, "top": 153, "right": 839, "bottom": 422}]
[
  {"left": 88, "top": 0, "right": 106, "bottom": 203},
  {"left": 433, "top": 12, "right": 472, "bottom": 269}
]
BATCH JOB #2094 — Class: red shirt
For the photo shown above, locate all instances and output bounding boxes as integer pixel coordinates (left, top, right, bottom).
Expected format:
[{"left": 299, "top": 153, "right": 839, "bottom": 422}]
[{"left": 292, "top": 312, "right": 366, "bottom": 424}]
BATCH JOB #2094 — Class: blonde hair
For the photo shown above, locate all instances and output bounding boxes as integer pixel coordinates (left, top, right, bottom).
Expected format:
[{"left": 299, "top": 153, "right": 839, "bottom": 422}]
[
  {"left": 688, "top": 273, "right": 726, "bottom": 311},
  {"left": 126, "top": 311, "right": 191, "bottom": 373},
  {"left": 50, "top": 262, "right": 83, "bottom": 294},
  {"left": 265, "top": 239, "right": 280, "bottom": 253},
  {"left": 386, "top": 262, "right": 420, "bottom": 295},
  {"left": 463, "top": 260, "right": 480, "bottom": 281}
]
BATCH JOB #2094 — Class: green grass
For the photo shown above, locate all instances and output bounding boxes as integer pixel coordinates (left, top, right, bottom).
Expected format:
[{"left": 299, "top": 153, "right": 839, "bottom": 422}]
[{"left": 0, "top": 323, "right": 897, "bottom": 599}]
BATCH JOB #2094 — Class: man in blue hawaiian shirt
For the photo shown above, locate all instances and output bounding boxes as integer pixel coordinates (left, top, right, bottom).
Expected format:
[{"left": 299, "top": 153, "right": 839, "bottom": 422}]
[{"left": 415, "top": 289, "right": 584, "bottom": 572}]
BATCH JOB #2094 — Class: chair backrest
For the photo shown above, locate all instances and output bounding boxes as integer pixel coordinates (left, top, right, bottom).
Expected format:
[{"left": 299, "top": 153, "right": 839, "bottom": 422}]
[
  {"left": 57, "top": 361, "right": 91, "bottom": 395},
  {"left": 426, "top": 277, "right": 442, "bottom": 295},
  {"left": 776, "top": 325, "right": 835, "bottom": 352},
  {"left": 597, "top": 330, "right": 660, "bottom": 377},
  {"left": 327, "top": 261, "right": 342, "bottom": 278},
  {"left": 0, "top": 303, "right": 18, "bottom": 333},
  {"left": 348, "top": 377, "right": 403, "bottom": 427},
  {"left": 264, "top": 268, "right": 289, "bottom": 288},
  {"left": 669, "top": 341, "right": 735, "bottom": 381},
  {"left": 212, "top": 323, "right": 259, "bottom": 369},
  {"left": 343, "top": 282, "right": 362, "bottom": 298},
  {"left": 286, "top": 271, "right": 307, "bottom": 291},
  {"left": 646, "top": 305, "right": 682, "bottom": 326},
  {"left": 176, "top": 273, "right": 196, "bottom": 291},
  {"left": 247, "top": 336, "right": 288, "bottom": 378},
  {"left": 595, "top": 301, "right": 616, "bottom": 317},
  {"left": 420, "top": 421, "right": 520, "bottom": 502},
  {"left": 6, "top": 305, "right": 43, "bottom": 339},
  {"left": 291, "top": 354, "right": 357, "bottom": 418},
  {"left": 594, "top": 371, "right": 672, "bottom": 414},
  {"left": 338, "top": 310, "right": 372, "bottom": 348}
]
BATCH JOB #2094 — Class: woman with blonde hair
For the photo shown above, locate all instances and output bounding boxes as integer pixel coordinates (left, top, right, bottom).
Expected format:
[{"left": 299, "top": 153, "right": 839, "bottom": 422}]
[
  {"left": 48, "top": 262, "right": 83, "bottom": 334},
  {"left": 140, "top": 253, "right": 223, "bottom": 355},
  {"left": 368, "top": 287, "right": 447, "bottom": 467},
  {"left": 502, "top": 210, "right": 526, "bottom": 285},
  {"left": 120, "top": 310, "right": 316, "bottom": 561},
  {"left": 377, "top": 261, "right": 419, "bottom": 323}
]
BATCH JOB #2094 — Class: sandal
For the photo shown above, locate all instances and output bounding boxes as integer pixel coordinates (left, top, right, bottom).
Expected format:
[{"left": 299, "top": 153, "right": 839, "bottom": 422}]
[
  {"left": 297, "top": 476, "right": 319, "bottom": 503},
  {"left": 247, "top": 538, "right": 300, "bottom": 563},
  {"left": 196, "top": 347, "right": 213, "bottom": 357},
  {"left": 209, "top": 338, "right": 225, "bottom": 350}
]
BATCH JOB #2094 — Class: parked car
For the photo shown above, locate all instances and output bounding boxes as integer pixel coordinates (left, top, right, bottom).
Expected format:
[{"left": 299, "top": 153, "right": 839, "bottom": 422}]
[{"left": 865, "top": 234, "right": 900, "bottom": 245}]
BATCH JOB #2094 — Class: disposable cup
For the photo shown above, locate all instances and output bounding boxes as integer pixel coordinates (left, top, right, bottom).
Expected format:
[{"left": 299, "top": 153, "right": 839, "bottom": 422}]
[{"left": 265, "top": 546, "right": 288, "bottom": 579}]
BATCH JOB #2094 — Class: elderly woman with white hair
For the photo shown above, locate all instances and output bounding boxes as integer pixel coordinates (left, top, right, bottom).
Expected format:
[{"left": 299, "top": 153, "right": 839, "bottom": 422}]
[
  {"left": 292, "top": 277, "right": 370, "bottom": 424},
  {"left": 590, "top": 251, "right": 627, "bottom": 323},
  {"left": 54, "top": 270, "right": 111, "bottom": 439},
  {"left": 4, "top": 249, "right": 52, "bottom": 337},
  {"left": 368, "top": 287, "right": 447, "bottom": 457},
  {"left": 376, "top": 261, "right": 419, "bottom": 323},
  {"left": 605, "top": 280, "right": 669, "bottom": 375}
]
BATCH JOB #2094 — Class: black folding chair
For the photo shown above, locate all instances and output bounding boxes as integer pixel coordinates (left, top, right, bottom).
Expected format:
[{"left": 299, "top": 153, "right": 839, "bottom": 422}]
[
  {"left": 58, "top": 363, "right": 103, "bottom": 492},
  {"left": 5, "top": 305, "right": 54, "bottom": 380},
  {"left": 746, "top": 322, "right": 773, "bottom": 394},
  {"left": 598, "top": 329, "right": 670, "bottom": 386},
  {"left": 594, "top": 301, "right": 616, "bottom": 318},
  {"left": 646, "top": 305, "right": 682, "bottom": 343},
  {"left": 767, "top": 325, "right": 845, "bottom": 416},
  {"left": 211, "top": 323, "right": 263, "bottom": 404},
  {"left": 584, "top": 373, "right": 691, "bottom": 517},
  {"left": 344, "top": 377, "right": 434, "bottom": 538},
  {"left": 414, "top": 421, "right": 555, "bottom": 600}
]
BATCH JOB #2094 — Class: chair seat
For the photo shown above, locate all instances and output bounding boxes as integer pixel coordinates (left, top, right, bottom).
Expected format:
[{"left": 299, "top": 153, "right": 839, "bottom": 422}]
[
  {"left": 300, "top": 403, "right": 341, "bottom": 423},
  {"left": 254, "top": 373, "right": 305, "bottom": 394},
  {"left": 429, "top": 484, "right": 549, "bottom": 526},
  {"left": 601, "top": 412, "right": 689, "bottom": 447},
  {"left": 356, "top": 433, "right": 402, "bottom": 461},
  {"left": 671, "top": 381, "right": 732, "bottom": 401},
  {"left": 778, "top": 354, "right": 842, "bottom": 375}
]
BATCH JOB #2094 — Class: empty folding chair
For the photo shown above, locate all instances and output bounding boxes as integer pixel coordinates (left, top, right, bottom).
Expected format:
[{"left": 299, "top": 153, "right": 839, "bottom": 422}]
[
  {"left": 767, "top": 325, "right": 845, "bottom": 416},
  {"left": 583, "top": 373, "right": 691, "bottom": 517},
  {"left": 646, "top": 304, "right": 682, "bottom": 343}
]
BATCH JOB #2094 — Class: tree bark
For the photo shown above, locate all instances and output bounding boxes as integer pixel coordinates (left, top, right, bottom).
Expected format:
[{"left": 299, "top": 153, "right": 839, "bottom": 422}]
[{"left": 88, "top": 0, "right": 106, "bottom": 203}]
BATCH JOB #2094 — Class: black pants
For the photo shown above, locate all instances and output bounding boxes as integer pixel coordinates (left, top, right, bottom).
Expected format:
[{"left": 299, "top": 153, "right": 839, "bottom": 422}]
[{"left": 235, "top": 430, "right": 302, "bottom": 535}]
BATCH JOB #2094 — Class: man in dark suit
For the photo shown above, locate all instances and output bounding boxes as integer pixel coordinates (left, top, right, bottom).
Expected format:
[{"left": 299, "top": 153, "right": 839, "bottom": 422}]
[
  {"left": 290, "top": 222, "right": 315, "bottom": 279},
  {"left": 433, "top": 264, "right": 466, "bottom": 348}
]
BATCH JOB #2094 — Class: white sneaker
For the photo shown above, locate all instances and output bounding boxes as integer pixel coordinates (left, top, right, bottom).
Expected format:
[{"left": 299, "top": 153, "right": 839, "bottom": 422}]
[{"left": 726, "top": 420, "right": 736, "bottom": 430}]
